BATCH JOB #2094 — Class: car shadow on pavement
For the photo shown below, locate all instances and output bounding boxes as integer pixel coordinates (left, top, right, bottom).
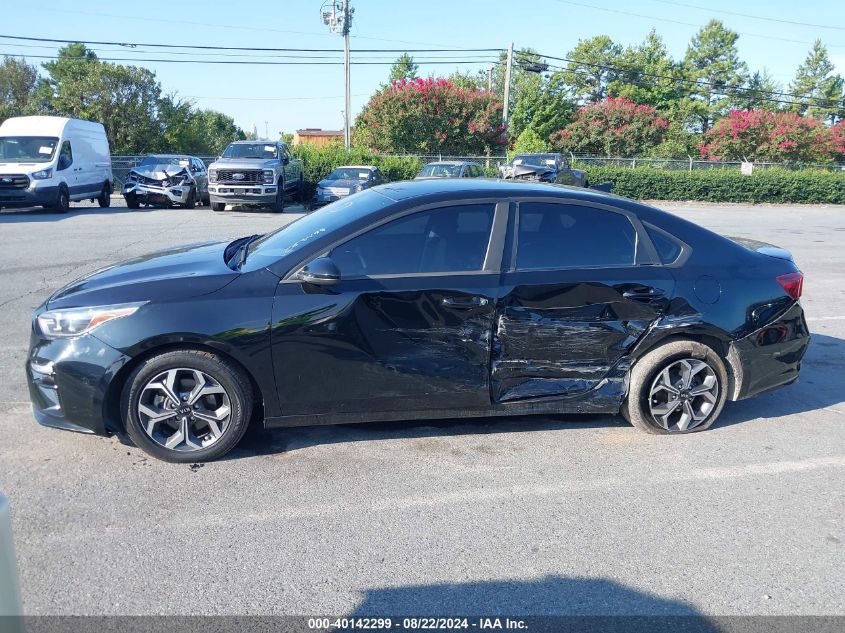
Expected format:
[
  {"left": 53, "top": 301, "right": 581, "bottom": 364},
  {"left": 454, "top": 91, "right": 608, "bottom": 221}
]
[
  {"left": 0, "top": 206, "right": 141, "bottom": 223},
  {"left": 348, "top": 576, "right": 718, "bottom": 631},
  {"left": 231, "top": 332, "right": 845, "bottom": 459}
]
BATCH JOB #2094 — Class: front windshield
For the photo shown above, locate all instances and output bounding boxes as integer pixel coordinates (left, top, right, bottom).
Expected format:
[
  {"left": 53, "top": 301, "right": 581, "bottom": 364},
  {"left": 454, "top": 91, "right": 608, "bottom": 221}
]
[
  {"left": 246, "top": 188, "right": 392, "bottom": 268},
  {"left": 327, "top": 168, "right": 371, "bottom": 181},
  {"left": 0, "top": 137, "right": 59, "bottom": 163},
  {"left": 511, "top": 154, "right": 558, "bottom": 167},
  {"left": 140, "top": 156, "right": 189, "bottom": 167},
  {"left": 418, "top": 164, "right": 461, "bottom": 177},
  {"left": 222, "top": 143, "right": 278, "bottom": 160}
]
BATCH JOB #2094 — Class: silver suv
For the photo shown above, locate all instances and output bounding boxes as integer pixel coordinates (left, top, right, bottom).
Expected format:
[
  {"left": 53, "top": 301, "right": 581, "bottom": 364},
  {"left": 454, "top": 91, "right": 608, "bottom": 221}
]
[{"left": 207, "top": 141, "right": 304, "bottom": 212}]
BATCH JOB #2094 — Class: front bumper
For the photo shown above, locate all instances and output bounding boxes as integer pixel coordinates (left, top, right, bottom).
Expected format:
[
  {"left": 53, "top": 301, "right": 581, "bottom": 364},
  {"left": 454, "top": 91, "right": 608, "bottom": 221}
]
[
  {"left": 311, "top": 189, "right": 351, "bottom": 208},
  {"left": 209, "top": 185, "right": 277, "bottom": 205},
  {"left": 122, "top": 181, "right": 191, "bottom": 205},
  {"left": 0, "top": 184, "right": 57, "bottom": 208},
  {"left": 727, "top": 301, "right": 810, "bottom": 400},
  {"left": 27, "top": 329, "right": 131, "bottom": 436}
]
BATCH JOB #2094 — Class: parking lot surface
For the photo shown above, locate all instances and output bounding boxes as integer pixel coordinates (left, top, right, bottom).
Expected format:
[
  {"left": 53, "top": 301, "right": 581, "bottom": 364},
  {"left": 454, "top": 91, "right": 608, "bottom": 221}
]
[{"left": 0, "top": 200, "right": 843, "bottom": 616}]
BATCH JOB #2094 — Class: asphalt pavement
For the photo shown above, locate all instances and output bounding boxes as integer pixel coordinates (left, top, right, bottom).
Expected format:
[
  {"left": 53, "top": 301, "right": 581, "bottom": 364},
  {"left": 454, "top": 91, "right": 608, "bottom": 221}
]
[{"left": 0, "top": 199, "right": 843, "bottom": 617}]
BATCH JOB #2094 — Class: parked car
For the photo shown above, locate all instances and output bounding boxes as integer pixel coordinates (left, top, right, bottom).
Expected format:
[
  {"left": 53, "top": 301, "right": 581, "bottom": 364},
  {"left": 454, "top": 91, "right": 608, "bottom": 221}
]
[
  {"left": 499, "top": 153, "right": 588, "bottom": 187},
  {"left": 27, "top": 180, "right": 809, "bottom": 462},
  {"left": 0, "top": 116, "right": 113, "bottom": 212},
  {"left": 207, "top": 141, "right": 303, "bottom": 212},
  {"left": 122, "top": 155, "right": 208, "bottom": 209},
  {"left": 311, "top": 165, "right": 384, "bottom": 209},
  {"left": 415, "top": 161, "right": 483, "bottom": 179}
]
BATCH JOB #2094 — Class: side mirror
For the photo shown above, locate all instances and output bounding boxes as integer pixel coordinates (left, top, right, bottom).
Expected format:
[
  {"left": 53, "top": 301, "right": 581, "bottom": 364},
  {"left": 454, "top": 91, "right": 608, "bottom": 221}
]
[
  {"left": 281, "top": 155, "right": 290, "bottom": 165},
  {"left": 296, "top": 257, "right": 340, "bottom": 286}
]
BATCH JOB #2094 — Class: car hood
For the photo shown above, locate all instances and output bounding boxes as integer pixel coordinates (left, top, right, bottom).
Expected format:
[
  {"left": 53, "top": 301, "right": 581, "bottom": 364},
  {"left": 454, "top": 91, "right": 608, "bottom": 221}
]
[
  {"left": 502, "top": 163, "right": 557, "bottom": 178},
  {"left": 47, "top": 241, "right": 239, "bottom": 309},
  {"left": 130, "top": 165, "right": 191, "bottom": 181},
  {"left": 318, "top": 178, "right": 362, "bottom": 189},
  {"left": 209, "top": 158, "right": 279, "bottom": 170}
]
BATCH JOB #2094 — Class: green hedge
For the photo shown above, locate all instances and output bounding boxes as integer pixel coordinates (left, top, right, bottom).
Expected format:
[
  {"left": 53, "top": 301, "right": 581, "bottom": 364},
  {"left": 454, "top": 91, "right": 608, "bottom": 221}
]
[
  {"left": 290, "top": 145, "right": 422, "bottom": 198},
  {"left": 581, "top": 166, "right": 845, "bottom": 204}
]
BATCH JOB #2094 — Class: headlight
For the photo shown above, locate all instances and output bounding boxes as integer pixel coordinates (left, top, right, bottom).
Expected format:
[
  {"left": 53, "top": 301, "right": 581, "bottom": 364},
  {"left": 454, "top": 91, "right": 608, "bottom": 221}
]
[
  {"left": 31, "top": 168, "right": 53, "bottom": 180},
  {"left": 262, "top": 170, "right": 274, "bottom": 184},
  {"left": 126, "top": 172, "right": 137, "bottom": 182},
  {"left": 208, "top": 169, "right": 218, "bottom": 183},
  {"left": 36, "top": 302, "right": 146, "bottom": 339},
  {"left": 352, "top": 184, "right": 363, "bottom": 193}
]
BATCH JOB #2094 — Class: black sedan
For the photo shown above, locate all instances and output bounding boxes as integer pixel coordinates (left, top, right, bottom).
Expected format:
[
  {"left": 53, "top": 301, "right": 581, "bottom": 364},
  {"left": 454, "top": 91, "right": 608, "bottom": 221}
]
[{"left": 27, "top": 180, "right": 809, "bottom": 462}]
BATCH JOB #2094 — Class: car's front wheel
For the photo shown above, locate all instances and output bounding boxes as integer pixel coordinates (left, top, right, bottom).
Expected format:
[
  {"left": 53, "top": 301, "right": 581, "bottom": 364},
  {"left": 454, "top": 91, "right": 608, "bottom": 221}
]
[
  {"left": 622, "top": 339, "right": 727, "bottom": 434},
  {"left": 122, "top": 350, "right": 253, "bottom": 462}
]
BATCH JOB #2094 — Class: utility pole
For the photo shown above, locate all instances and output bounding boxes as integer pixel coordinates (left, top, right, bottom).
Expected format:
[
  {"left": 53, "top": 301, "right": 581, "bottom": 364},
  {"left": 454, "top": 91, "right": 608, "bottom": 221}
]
[
  {"left": 321, "top": 0, "right": 353, "bottom": 150},
  {"left": 502, "top": 42, "right": 514, "bottom": 140},
  {"left": 487, "top": 65, "right": 494, "bottom": 92}
]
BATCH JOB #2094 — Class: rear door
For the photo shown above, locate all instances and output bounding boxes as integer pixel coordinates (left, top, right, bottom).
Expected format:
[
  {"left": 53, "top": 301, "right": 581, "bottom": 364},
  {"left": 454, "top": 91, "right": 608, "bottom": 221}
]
[
  {"left": 271, "top": 201, "right": 507, "bottom": 417},
  {"left": 493, "top": 200, "right": 674, "bottom": 404}
]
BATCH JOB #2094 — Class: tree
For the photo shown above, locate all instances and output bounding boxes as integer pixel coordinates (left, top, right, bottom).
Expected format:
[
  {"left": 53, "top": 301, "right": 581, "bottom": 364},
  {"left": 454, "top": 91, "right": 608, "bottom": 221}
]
[
  {"left": 0, "top": 56, "right": 41, "bottom": 121},
  {"left": 548, "top": 97, "right": 669, "bottom": 157},
  {"left": 699, "top": 109, "right": 838, "bottom": 162},
  {"left": 789, "top": 40, "right": 844, "bottom": 123},
  {"left": 737, "top": 70, "right": 782, "bottom": 111},
  {"left": 388, "top": 53, "right": 418, "bottom": 83},
  {"left": 833, "top": 120, "right": 845, "bottom": 160},
  {"left": 353, "top": 77, "right": 505, "bottom": 154},
  {"left": 560, "top": 35, "right": 623, "bottom": 104},
  {"left": 512, "top": 127, "right": 548, "bottom": 154},
  {"left": 159, "top": 97, "right": 245, "bottom": 155},
  {"left": 608, "top": 29, "right": 679, "bottom": 109},
  {"left": 682, "top": 20, "right": 749, "bottom": 133},
  {"left": 509, "top": 72, "right": 574, "bottom": 146}
]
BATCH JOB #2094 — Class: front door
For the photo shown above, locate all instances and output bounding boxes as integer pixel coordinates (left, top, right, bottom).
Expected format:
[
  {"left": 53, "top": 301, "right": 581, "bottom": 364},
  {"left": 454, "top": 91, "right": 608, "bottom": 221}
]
[
  {"left": 271, "top": 202, "right": 506, "bottom": 417},
  {"left": 493, "top": 200, "right": 674, "bottom": 404}
]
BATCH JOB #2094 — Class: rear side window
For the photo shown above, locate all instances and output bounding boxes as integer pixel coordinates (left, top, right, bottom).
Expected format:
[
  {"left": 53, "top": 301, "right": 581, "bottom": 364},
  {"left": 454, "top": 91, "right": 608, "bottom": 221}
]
[
  {"left": 516, "top": 202, "right": 637, "bottom": 270},
  {"left": 331, "top": 204, "right": 495, "bottom": 277},
  {"left": 644, "top": 223, "right": 683, "bottom": 264}
]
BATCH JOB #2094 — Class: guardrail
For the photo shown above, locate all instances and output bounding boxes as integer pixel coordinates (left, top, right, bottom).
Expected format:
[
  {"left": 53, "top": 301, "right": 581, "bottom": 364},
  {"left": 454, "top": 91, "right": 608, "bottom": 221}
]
[{"left": 0, "top": 493, "right": 22, "bottom": 621}]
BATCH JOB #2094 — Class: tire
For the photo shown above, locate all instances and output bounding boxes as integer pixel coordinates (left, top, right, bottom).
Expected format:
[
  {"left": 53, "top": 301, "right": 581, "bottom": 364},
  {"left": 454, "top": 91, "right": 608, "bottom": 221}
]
[
  {"left": 583, "top": 179, "right": 590, "bottom": 189},
  {"left": 51, "top": 185, "right": 70, "bottom": 212},
  {"left": 296, "top": 175, "right": 305, "bottom": 204},
  {"left": 184, "top": 187, "right": 196, "bottom": 209},
  {"left": 272, "top": 179, "right": 285, "bottom": 213},
  {"left": 622, "top": 339, "right": 728, "bottom": 434},
  {"left": 121, "top": 350, "right": 253, "bottom": 463},
  {"left": 125, "top": 193, "right": 140, "bottom": 209},
  {"left": 212, "top": 202, "right": 226, "bottom": 212},
  {"left": 97, "top": 181, "right": 111, "bottom": 207}
]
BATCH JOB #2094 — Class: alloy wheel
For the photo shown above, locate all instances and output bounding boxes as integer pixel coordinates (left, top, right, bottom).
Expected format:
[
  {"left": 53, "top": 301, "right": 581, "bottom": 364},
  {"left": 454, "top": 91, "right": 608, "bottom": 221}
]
[
  {"left": 647, "top": 358, "right": 719, "bottom": 432},
  {"left": 137, "top": 368, "right": 232, "bottom": 452}
]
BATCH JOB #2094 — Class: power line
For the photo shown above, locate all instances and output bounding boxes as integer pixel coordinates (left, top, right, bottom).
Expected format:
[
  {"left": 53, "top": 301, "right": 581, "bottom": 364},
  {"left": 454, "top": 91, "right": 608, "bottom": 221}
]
[
  {"left": 645, "top": 0, "right": 845, "bottom": 31},
  {"left": 549, "top": 0, "right": 845, "bottom": 47},
  {"left": 0, "top": 53, "right": 498, "bottom": 66},
  {"left": 0, "top": 34, "right": 503, "bottom": 54}
]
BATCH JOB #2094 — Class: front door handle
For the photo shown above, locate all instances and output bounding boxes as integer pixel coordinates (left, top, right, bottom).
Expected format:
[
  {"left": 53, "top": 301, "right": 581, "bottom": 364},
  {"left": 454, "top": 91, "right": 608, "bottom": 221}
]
[
  {"left": 622, "top": 288, "right": 666, "bottom": 301},
  {"left": 442, "top": 296, "right": 489, "bottom": 309}
]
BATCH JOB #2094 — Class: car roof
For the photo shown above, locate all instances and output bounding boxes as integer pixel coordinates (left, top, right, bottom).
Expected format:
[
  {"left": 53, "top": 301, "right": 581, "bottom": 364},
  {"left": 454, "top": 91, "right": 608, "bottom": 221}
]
[
  {"left": 146, "top": 154, "right": 192, "bottom": 159},
  {"left": 372, "top": 178, "right": 621, "bottom": 203},
  {"left": 334, "top": 165, "right": 377, "bottom": 170},
  {"left": 423, "top": 160, "right": 480, "bottom": 166},
  {"left": 228, "top": 140, "right": 279, "bottom": 145}
]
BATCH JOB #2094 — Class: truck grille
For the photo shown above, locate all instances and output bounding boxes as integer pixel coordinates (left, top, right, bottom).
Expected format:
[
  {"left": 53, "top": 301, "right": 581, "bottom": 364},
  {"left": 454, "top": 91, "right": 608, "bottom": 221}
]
[
  {"left": 0, "top": 174, "right": 30, "bottom": 189},
  {"left": 216, "top": 169, "right": 265, "bottom": 185}
]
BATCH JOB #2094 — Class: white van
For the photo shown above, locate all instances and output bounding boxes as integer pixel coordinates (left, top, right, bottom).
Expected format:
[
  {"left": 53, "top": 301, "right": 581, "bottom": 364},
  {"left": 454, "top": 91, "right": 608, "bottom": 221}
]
[{"left": 0, "top": 116, "right": 113, "bottom": 212}]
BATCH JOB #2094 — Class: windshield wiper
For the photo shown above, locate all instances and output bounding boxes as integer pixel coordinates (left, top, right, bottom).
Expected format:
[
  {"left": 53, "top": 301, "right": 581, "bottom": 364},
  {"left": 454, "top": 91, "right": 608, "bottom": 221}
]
[{"left": 225, "top": 234, "right": 262, "bottom": 270}]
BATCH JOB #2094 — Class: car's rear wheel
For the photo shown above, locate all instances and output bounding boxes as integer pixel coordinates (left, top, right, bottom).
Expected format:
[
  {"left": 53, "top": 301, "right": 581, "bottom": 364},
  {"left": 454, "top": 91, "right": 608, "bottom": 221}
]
[
  {"left": 122, "top": 350, "right": 253, "bottom": 462},
  {"left": 97, "top": 182, "right": 111, "bottom": 207},
  {"left": 184, "top": 186, "right": 196, "bottom": 209},
  {"left": 622, "top": 339, "right": 727, "bottom": 434}
]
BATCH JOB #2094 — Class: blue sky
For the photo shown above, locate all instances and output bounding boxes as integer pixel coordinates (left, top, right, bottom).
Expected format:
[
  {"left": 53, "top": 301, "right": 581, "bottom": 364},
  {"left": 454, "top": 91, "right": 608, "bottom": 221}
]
[{"left": 3, "top": 0, "right": 844, "bottom": 137}]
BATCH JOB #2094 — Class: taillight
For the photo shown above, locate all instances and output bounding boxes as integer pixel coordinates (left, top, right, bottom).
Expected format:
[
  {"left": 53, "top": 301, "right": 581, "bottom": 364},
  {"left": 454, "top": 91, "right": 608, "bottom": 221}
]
[{"left": 776, "top": 272, "right": 803, "bottom": 300}]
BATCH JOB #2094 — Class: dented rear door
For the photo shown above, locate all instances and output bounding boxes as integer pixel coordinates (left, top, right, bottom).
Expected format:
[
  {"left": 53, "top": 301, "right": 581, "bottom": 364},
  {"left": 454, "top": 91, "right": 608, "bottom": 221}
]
[{"left": 491, "top": 200, "right": 675, "bottom": 404}]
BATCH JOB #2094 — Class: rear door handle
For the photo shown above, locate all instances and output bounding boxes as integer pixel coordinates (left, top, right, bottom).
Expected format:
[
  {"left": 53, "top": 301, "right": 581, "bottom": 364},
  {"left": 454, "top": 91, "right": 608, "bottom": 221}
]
[{"left": 442, "top": 296, "right": 489, "bottom": 309}]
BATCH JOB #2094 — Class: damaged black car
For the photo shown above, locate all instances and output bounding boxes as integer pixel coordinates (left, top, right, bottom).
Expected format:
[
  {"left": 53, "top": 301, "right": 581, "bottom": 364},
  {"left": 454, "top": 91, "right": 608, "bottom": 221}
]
[
  {"left": 499, "top": 153, "right": 589, "bottom": 187},
  {"left": 122, "top": 154, "right": 209, "bottom": 209},
  {"left": 27, "top": 179, "right": 809, "bottom": 462}
]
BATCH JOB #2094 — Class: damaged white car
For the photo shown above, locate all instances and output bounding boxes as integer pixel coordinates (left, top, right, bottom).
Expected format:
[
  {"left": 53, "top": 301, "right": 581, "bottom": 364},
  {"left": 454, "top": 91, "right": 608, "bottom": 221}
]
[{"left": 122, "top": 155, "right": 208, "bottom": 209}]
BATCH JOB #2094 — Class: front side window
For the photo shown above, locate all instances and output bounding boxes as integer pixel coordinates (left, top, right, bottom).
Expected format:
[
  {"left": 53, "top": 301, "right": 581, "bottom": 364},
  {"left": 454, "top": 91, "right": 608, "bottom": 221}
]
[
  {"left": 516, "top": 202, "right": 637, "bottom": 270},
  {"left": 331, "top": 204, "right": 496, "bottom": 277},
  {"left": 57, "top": 141, "right": 73, "bottom": 171}
]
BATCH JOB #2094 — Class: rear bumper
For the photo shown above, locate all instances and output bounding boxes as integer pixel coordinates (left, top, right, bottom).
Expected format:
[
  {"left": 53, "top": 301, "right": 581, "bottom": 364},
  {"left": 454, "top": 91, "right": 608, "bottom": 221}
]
[
  {"left": 27, "top": 329, "right": 131, "bottom": 436},
  {"left": 727, "top": 301, "right": 810, "bottom": 400}
]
